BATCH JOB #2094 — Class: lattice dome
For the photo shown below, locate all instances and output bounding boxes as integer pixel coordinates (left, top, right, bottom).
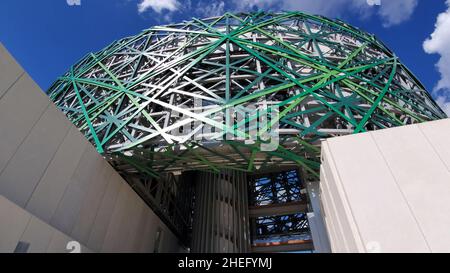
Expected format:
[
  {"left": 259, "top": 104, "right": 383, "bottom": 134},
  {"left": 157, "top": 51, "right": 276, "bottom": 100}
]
[{"left": 48, "top": 12, "right": 446, "bottom": 179}]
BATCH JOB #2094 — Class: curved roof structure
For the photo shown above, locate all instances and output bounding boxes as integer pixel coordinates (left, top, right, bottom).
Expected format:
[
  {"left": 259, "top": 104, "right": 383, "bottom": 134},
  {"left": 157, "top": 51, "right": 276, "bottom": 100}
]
[{"left": 48, "top": 11, "right": 446, "bottom": 179}]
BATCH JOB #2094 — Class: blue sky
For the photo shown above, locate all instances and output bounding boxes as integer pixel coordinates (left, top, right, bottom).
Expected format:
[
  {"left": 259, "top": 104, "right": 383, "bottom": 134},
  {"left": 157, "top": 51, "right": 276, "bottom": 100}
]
[{"left": 1, "top": 0, "right": 449, "bottom": 115}]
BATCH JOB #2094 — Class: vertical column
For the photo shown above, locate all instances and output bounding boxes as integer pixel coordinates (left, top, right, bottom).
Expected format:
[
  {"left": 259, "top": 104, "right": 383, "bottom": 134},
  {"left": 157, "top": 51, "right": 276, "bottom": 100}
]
[
  {"left": 306, "top": 181, "right": 331, "bottom": 253},
  {"left": 191, "top": 170, "right": 250, "bottom": 253}
]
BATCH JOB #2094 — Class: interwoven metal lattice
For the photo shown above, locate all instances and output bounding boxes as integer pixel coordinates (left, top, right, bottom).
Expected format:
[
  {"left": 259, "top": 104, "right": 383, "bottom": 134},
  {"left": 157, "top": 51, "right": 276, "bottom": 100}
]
[{"left": 48, "top": 11, "right": 446, "bottom": 179}]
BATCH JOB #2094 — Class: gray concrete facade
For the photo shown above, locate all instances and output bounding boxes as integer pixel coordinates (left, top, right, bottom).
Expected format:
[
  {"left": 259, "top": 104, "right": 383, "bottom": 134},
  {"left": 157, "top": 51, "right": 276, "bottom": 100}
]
[
  {"left": 320, "top": 118, "right": 450, "bottom": 253},
  {"left": 0, "top": 43, "right": 183, "bottom": 253}
]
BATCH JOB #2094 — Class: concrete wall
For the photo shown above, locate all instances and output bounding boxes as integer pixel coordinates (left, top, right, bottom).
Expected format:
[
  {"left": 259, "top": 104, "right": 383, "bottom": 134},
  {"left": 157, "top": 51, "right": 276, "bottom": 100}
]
[
  {"left": 0, "top": 195, "right": 93, "bottom": 253},
  {"left": 0, "top": 43, "right": 182, "bottom": 253},
  {"left": 320, "top": 118, "right": 450, "bottom": 253}
]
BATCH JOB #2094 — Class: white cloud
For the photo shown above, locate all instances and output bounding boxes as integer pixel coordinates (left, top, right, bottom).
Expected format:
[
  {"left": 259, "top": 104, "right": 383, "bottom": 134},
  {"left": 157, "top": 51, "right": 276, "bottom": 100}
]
[
  {"left": 135, "top": 0, "right": 419, "bottom": 28},
  {"left": 435, "top": 96, "right": 450, "bottom": 117},
  {"left": 232, "top": 0, "right": 365, "bottom": 17},
  {"left": 231, "top": 0, "right": 417, "bottom": 27},
  {"left": 137, "top": 0, "right": 180, "bottom": 13},
  {"left": 195, "top": 1, "right": 226, "bottom": 17},
  {"left": 423, "top": 0, "right": 450, "bottom": 116},
  {"left": 424, "top": 0, "right": 450, "bottom": 91},
  {"left": 378, "top": 0, "right": 418, "bottom": 27}
]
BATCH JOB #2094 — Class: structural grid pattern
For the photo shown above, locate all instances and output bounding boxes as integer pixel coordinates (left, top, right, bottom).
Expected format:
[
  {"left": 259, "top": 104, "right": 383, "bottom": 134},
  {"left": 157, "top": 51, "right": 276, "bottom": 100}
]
[{"left": 48, "top": 12, "right": 446, "bottom": 179}]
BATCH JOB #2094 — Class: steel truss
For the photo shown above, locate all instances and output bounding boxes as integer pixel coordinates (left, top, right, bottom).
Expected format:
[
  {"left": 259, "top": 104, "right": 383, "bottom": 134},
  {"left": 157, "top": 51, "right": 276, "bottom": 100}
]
[
  {"left": 48, "top": 11, "right": 446, "bottom": 180},
  {"left": 253, "top": 213, "right": 311, "bottom": 243},
  {"left": 250, "top": 169, "right": 306, "bottom": 206},
  {"left": 249, "top": 169, "right": 311, "bottom": 247},
  {"left": 47, "top": 12, "right": 446, "bottom": 246},
  {"left": 124, "top": 171, "right": 195, "bottom": 243}
]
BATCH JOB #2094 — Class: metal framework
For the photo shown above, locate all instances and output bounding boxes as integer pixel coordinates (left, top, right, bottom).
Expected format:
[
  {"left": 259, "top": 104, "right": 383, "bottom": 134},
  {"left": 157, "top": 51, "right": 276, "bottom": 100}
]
[
  {"left": 249, "top": 169, "right": 311, "bottom": 248},
  {"left": 125, "top": 171, "right": 195, "bottom": 243},
  {"left": 250, "top": 169, "right": 306, "bottom": 206},
  {"left": 48, "top": 11, "right": 446, "bottom": 181},
  {"left": 254, "top": 213, "right": 310, "bottom": 242},
  {"left": 47, "top": 11, "right": 446, "bottom": 250}
]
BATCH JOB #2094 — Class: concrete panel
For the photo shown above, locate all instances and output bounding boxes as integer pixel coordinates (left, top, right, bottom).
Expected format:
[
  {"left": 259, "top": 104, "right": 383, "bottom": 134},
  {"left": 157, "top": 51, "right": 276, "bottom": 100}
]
[
  {"left": 46, "top": 229, "right": 75, "bottom": 253},
  {"left": 325, "top": 132, "right": 430, "bottom": 252},
  {"left": 0, "top": 73, "right": 49, "bottom": 174},
  {"left": 160, "top": 224, "right": 181, "bottom": 253},
  {"left": 0, "top": 195, "right": 31, "bottom": 252},
  {"left": 128, "top": 199, "right": 148, "bottom": 252},
  {"left": 86, "top": 171, "right": 122, "bottom": 251},
  {"left": 0, "top": 45, "right": 183, "bottom": 253},
  {"left": 0, "top": 104, "right": 71, "bottom": 207},
  {"left": 320, "top": 147, "right": 361, "bottom": 252},
  {"left": 25, "top": 125, "right": 88, "bottom": 221},
  {"left": 371, "top": 124, "right": 450, "bottom": 252},
  {"left": 50, "top": 182, "right": 85, "bottom": 235},
  {"left": 70, "top": 162, "right": 112, "bottom": 244},
  {"left": 50, "top": 144, "right": 102, "bottom": 235},
  {"left": 101, "top": 182, "right": 134, "bottom": 252},
  {"left": 45, "top": 230, "right": 92, "bottom": 253},
  {"left": 113, "top": 185, "right": 145, "bottom": 252},
  {"left": 318, "top": 180, "right": 339, "bottom": 252},
  {"left": 19, "top": 216, "right": 54, "bottom": 253},
  {"left": 319, "top": 166, "right": 350, "bottom": 252},
  {"left": 418, "top": 118, "right": 450, "bottom": 170},
  {"left": 101, "top": 183, "right": 160, "bottom": 252},
  {"left": 138, "top": 209, "right": 160, "bottom": 252},
  {"left": 0, "top": 43, "right": 23, "bottom": 98},
  {"left": 70, "top": 144, "right": 105, "bottom": 190},
  {"left": 0, "top": 194, "right": 92, "bottom": 253}
]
